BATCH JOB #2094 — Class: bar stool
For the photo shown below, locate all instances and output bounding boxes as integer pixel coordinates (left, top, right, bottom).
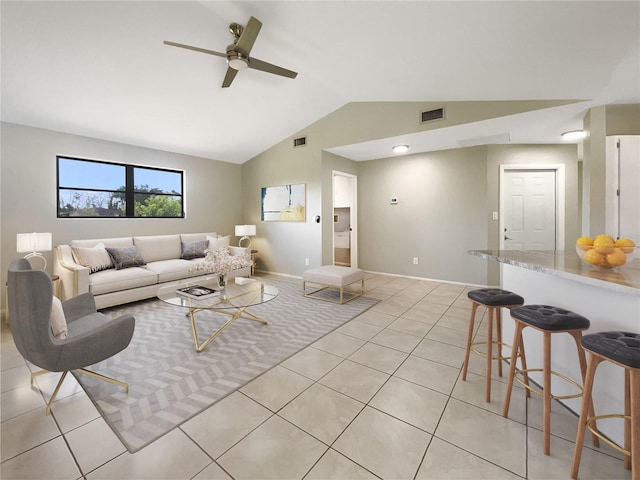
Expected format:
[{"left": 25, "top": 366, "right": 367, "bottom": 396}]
[
  {"left": 571, "top": 331, "right": 640, "bottom": 480},
  {"left": 462, "top": 288, "right": 525, "bottom": 402},
  {"left": 502, "top": 305, "right": 599, "bottom": 455}
]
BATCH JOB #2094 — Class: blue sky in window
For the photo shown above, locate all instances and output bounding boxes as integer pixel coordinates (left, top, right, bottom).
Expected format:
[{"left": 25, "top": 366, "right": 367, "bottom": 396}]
[{"left": 59, "top": 158, "right": 182, "bottom": 193}]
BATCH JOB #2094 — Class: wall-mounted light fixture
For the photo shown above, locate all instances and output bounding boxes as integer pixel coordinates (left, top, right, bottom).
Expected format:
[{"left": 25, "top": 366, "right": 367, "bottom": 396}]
[
  {"left": 392, "top": 145, "right": 410, "bottom": 154},
  {"left": 561, "top": 130, "right": 586, "bottom": 141}
]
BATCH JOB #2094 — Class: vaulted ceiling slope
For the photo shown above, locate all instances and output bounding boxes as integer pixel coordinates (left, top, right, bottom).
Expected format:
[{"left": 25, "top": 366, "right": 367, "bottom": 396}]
[{"left": 1, "top": 1, "right": 639, "bottom": 164}]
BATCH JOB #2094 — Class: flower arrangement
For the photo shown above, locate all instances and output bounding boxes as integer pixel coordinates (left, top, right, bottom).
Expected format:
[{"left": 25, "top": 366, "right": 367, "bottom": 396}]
[{"left": 190, "top": 247, "right": 252, "bottom": 276}]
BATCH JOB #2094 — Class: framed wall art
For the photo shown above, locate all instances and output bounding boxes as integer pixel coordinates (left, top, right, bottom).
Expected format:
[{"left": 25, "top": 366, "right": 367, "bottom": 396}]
[{"left": 261, "top": 183, "right": 306, "bottom": 222}]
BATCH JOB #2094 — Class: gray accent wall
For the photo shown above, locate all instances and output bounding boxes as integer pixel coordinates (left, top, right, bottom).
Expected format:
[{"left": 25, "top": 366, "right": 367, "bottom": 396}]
[{"left": 1, "top": 122, "right": 243, "bottom": 299}]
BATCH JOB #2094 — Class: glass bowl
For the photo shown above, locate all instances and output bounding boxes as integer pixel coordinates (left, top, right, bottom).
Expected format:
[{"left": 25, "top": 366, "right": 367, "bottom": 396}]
[{"left": 576, "top": 244, "right": 637, "bottom": 269}]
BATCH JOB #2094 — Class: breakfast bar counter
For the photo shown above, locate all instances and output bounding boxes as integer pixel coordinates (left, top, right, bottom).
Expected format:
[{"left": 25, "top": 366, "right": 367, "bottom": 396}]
[{"left": 469, "top": 249, "right": 640, "bottom": 447}]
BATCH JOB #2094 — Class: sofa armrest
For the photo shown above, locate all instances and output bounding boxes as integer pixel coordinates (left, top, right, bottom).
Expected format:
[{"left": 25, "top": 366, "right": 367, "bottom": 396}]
[{"left": 53, "top": 245, "right": 90, "bottom": 300}]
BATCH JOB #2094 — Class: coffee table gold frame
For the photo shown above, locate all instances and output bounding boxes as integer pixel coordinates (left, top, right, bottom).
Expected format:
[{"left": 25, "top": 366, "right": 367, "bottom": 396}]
[
  {"left": 186, "top": 288, "right": 267, "bottom": 352},
  {"left": 158, "top": 278, "right": 277, "bottom": 353}
]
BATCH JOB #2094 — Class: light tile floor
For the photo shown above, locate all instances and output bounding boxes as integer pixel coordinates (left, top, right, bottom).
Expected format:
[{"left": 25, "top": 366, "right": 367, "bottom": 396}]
[{"left": 0, "top": 272, "right": 632, "bottom": 479}]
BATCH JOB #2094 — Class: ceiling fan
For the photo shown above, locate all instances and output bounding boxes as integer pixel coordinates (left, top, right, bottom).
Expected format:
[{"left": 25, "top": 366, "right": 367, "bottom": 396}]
[{"left": 164, "top": 16, "right": 298, "bottom": 88}]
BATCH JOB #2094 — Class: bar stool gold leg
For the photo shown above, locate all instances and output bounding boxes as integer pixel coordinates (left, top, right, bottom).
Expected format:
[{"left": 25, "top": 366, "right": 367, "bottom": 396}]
[
  {"left": 462, "top": 302, "right": 479, "bottom": 382},
  {"left": 630, "top": 369, "right": 639, "bottom": 477},
  {"left": 543, "top": 330, "right": 552, "bottom": 455},
  {"left": 486, "top": 307, "right": 494, "bottom": 403},
  {"left": 503, "top": 320, "right": 525, "bottom": 418},
  {"left": 571, "top": 355, "right": 602, "bottom": 478},
  {"left": 497, "top": 308, "right": 503, "bottom": 378}
]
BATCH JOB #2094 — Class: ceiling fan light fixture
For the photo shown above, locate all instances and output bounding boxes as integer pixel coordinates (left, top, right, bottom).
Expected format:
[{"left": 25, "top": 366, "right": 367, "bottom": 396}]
[
  {"left": 228, "top": 54, "right": 249, "bottom": 71},
  {"left": 561, "top": 130, "right": 586, "bottom": 141},
  {"left": 392, "top": 145, "right": 410, "bottom": 154}
]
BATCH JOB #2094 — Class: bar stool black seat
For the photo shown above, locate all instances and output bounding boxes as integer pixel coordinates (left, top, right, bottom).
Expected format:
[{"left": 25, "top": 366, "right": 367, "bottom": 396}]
[
  {"left": 503, "top": 305, "right": 599, "bottom": 455},
  {"left": 571, "top": 331, "right": 640, "bottom": 479},
  {"left": 462, "top": 288, "right": 525, "bottom": 402}
]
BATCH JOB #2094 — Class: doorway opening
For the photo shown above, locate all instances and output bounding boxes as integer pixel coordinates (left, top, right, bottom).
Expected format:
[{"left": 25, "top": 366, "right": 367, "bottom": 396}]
[
  {"left": 332, "top": 171, "right": 357, "bottom": 267},
  {"left": 499, "top": 164, "right": 565, "bottom": 250}
]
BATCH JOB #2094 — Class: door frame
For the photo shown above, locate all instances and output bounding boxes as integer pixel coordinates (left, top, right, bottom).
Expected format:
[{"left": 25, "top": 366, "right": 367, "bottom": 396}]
[
  {"left": 499, "top": 164, "right": 565, "bottom": 250},
  {"left": 332, "top": 171, "right": 358, "bottom": 268}
]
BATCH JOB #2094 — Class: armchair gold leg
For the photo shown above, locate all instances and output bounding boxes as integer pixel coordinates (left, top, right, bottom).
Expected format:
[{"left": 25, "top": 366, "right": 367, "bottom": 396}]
[
  {"left": 75, "top": 368, "right": 129, "bottom": 393},
  {"left": 34, "top": 368, "right": 128, "bottom": 416},
  {"left": 45, "top": 371, "right": 68, "bottom": 416}
]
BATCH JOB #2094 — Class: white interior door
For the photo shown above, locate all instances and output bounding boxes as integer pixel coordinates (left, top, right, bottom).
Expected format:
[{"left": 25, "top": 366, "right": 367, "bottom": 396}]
[
  {"left": 606, "top": 136, "right": 640, "bottom": 241},
  {"left": 332, "top": 171, "right": 358, "bottom": 268},
  {"left": 503, "top": 170, "right": 557, "bottom": 250}
]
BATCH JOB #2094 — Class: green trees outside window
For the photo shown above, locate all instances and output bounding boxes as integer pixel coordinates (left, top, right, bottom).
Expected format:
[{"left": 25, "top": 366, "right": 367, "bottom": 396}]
[{"left": 57, "top": 157, "right": 184, "bottom": 218}]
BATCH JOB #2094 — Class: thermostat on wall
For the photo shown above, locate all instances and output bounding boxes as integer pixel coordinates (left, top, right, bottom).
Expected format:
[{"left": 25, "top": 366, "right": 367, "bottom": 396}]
[{"left": 390, "top": 197, "right": 398, "bottom": 205}]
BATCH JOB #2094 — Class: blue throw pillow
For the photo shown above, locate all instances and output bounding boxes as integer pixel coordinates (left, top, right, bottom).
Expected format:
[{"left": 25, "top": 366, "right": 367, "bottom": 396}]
[
  {"left": 181, "top": 240, "right": 208, "bottom": 260},
  {"left": 105, "top": 246, "right": 146, "bottom": 270}
]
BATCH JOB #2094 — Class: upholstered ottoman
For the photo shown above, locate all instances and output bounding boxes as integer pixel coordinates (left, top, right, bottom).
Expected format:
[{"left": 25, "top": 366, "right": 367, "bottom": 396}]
[{"left": 302, "top": 265, "right": 364, "bottom": 304}]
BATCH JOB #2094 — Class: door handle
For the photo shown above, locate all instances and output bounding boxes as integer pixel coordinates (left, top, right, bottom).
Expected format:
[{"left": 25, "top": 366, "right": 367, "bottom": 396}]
[{"left": 504, "top": 235, "right": 512, "bottom": 241}]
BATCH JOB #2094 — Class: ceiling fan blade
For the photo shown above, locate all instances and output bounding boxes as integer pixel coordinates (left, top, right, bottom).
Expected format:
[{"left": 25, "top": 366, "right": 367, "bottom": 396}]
[
  {"left": 222, "top": 67, "right": 238, "bottom": 88},
  {"left": 248, "top": 57, "right": 298, "bottom": 79},
  {"left": 163, "top": 41, "right": 227, "bottom": 59},
  {"left": 234, "top": 16, "right": 262, "bottom": 57}
]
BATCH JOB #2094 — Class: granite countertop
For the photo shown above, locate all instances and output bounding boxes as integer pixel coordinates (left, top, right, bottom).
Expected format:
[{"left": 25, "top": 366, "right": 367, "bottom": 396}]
[{"left": 469, "top": 249, "right": 640, "bottom": 296}]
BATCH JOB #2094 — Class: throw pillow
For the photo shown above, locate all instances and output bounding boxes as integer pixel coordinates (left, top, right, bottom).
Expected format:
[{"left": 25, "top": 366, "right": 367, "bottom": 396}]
[
  {"left": 105, "top": 246, "right": 146, "bottom": 270},
  {"left": 207, "top": 235, "right": 230, "bottom": 251},
  {"left": 181, "top": 240, "right": 208, "bottom": 260},
  {"left": 71, "top": 242, "right": 113, "bottom": 273},
  {"left": 50, "top": 296, "right": 68, "bottom": 340}
]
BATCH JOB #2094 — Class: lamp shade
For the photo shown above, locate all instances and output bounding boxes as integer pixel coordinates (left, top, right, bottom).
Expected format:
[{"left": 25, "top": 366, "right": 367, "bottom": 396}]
[
  {"left": 235, "top": 225, "right": 256, "bottom": 237},
  {"left": 17, "top": 232, "right": 52, "bottom": 253}
]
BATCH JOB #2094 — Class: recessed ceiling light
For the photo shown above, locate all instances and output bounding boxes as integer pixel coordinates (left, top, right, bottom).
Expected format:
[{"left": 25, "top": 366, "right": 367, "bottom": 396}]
[
  {"left": 392, "top": 145, "right": 409, "bottom": 153},
  {"left": 561, "top": 130, "right": 586, "bottom": 141}
]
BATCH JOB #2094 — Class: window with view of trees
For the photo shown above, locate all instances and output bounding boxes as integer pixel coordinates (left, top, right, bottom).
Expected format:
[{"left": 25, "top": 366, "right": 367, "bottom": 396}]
[{"left": 57, "top": 156, "right": 184, "bottom": 218}]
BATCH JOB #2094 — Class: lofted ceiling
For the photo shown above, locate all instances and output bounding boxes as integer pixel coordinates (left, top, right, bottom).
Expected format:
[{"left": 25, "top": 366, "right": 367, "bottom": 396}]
[{"left": 1, "top": 1, "right": 639, "bottom": 164}]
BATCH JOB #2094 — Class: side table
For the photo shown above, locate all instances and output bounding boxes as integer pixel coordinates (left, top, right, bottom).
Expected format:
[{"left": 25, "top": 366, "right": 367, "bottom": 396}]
[{"left": 251, "top": 250, "right": 258, "bottom": 275}]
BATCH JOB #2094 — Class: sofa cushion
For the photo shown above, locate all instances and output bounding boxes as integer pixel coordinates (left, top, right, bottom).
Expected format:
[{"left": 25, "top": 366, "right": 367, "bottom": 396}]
[
  {"left": 134, "top": 235, "right": 181, "bottom": 263},
  {"left": 71, "top": 242, "right": 113, "bottom": 273},
  {"left": 181, "top": 232, "right": 217, "bottom": 243},
  {"left": 208, "top": 235, "right": 230, "bottom": 250},
  {"left": 88, "top": 267, "right": 158, "bottom": 295},
  {"left": 106, "top": 246, "right": 146, "bottom": 270},
  {"left": 50, "top": 296, "right": 68, "bottom": 340},
  {"left": 70, "top": 237, "right": 133, "bottom": 249},
  {"left": 145, "top": 259, "right": 202, "bottom": 283},
  {"left": 181, "top": 240, "right": 208, "bottom": 260}
]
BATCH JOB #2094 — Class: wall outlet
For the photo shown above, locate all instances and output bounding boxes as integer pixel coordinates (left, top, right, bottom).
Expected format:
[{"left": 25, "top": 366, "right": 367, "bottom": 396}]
[
  {"left": 413, "top": 257, "right": 419, "bottom": 265},
  {"left": 305, "top": 258, "right": 310, "bottom": 266}
]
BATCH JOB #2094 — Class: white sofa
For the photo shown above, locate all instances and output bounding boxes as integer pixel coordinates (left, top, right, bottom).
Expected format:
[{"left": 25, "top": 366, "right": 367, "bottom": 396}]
[{"left": 53, "top": 232, "right": 251, "bottom": 309}]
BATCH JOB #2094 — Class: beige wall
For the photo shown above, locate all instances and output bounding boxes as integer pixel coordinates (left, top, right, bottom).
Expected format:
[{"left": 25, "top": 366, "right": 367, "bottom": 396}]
[
  {"left": 356, "top": 146, "right": 489, "bottom": 285},
  {"left": 0, "top": 122, "right": 243, "bottom": 310},
  {"left": 241, "top": 101, "right": 588, "bottom": 285}
]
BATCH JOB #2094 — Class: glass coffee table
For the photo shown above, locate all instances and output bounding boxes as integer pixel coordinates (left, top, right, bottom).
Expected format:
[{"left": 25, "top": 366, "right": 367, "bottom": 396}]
[{"left": 157, "top": 276, "right": 278, "bottom": 352}]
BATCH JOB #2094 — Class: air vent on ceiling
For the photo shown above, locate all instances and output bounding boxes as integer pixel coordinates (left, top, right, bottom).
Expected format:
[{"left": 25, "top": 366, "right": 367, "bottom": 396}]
[
  {"left": 293, "top": 136, "right": 307, "bottom": 147},
  {"left": 421, "top": 107, "right": 445, "bottom": 123}
]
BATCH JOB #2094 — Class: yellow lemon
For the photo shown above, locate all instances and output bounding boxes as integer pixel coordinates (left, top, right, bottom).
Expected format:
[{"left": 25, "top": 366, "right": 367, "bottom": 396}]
[
  {"left": 576, "top": 236, "right": 594, "bottom": 251},
  {"left": 606, "top": 248, "right": 627, "bottom": 267},
  {"left": 615, "top": 238, "right": 636, "bottom": 254},
  {"left": 584, "top": 249, "right": 606, "bottom": 266},
  {"left": 593, "top": 234, "right": 615, "bottom": 254}
]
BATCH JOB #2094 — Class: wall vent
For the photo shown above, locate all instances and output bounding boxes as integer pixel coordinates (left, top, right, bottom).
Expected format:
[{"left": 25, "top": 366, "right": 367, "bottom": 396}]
[
  {"left": 293, "top": 136, "right": 307, "bottom": 147},
  {"left": 421, "top": 107, "right": 445, "bottom": 123}
]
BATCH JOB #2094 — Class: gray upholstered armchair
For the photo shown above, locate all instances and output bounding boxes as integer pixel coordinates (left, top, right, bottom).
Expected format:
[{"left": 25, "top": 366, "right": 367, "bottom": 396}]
[{"left": 7, "top": 258, "right": 135, "bottom": 414}]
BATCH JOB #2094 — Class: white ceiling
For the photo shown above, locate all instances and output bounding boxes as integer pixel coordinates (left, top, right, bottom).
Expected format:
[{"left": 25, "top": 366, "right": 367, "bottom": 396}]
[{"left": 2, "top": 1, "right": 639, "bottom": 164}]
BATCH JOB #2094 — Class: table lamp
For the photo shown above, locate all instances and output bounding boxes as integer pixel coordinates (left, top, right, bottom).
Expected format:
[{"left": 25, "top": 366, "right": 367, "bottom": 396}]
[
  {"left": 235, "top": 225, "right": 256, "bottom": 248},
  {"left": 17, "top": 232, "right": 52, "bottom": 270}
]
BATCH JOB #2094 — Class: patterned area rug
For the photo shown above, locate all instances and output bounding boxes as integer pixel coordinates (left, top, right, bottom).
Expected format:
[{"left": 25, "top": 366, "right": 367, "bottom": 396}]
[{"left": 73, "top": 277, "right": 378, "bottom": 453}]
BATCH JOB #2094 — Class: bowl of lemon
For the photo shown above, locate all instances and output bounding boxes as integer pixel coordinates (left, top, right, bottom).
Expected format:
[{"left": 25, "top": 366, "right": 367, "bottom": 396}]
[{"left": 576, "top": 234, "right": 636, "bottom": 269}]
